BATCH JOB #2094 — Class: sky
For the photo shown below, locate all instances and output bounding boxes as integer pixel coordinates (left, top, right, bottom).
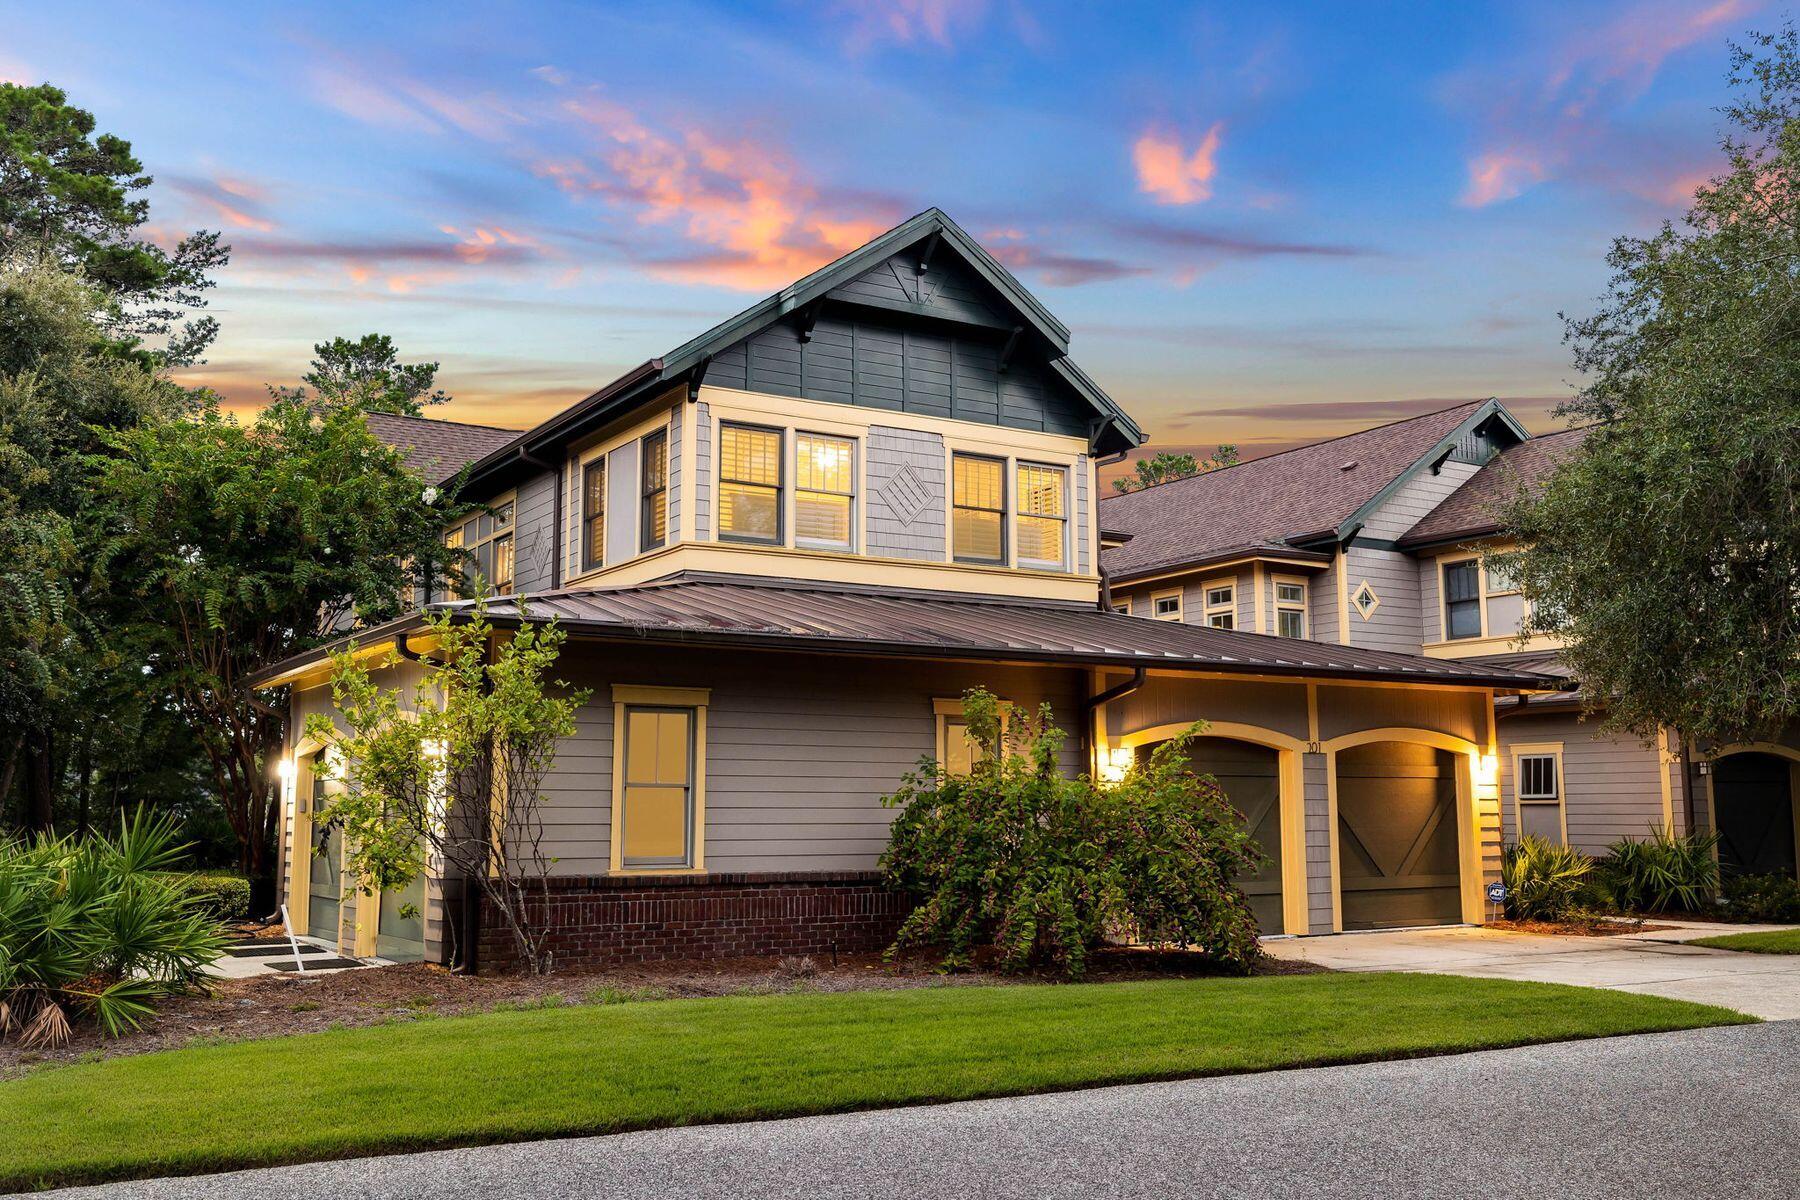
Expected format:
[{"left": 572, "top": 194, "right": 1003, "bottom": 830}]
[{"left": 1, "top": 0, "right": 1769, "bottom": 476}]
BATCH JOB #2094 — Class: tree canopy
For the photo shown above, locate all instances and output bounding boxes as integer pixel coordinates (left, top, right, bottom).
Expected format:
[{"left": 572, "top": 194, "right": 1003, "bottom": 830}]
[
  {"left": 1507, "top": 24, "right": 1800, "bottom": 747},
  {"left": 288, "top": 333, "right": 450, "bottom": 415},
  {"left": 1111, "top": 446, "right": 1239, "bottom": 494}
]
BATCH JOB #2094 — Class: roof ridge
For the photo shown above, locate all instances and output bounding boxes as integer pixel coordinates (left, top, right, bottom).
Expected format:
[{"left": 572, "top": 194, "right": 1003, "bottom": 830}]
[
  {"left": 365, "top": 410, "right": 521, "bottom": 434},
  {"left": 1100, "top": 397, "right": 1490, "bottom": 503}
]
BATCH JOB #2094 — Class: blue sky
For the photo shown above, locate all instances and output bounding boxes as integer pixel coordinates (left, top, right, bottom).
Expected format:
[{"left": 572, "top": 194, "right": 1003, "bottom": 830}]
[{"left": 2, "top": 0, "right": 1766, "bottom": 467}]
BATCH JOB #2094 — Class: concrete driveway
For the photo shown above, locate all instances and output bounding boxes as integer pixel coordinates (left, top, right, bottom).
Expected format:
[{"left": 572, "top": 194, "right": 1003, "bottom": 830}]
[
  {"left": 38, "top": 1022, "right": 1799, "bottom": 1199},
  {"left": 1262, "top": 920, "right": 1800, "bottom": 1019}
]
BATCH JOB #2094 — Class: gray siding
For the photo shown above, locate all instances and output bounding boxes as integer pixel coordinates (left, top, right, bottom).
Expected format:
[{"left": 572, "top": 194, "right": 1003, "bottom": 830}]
[
  {"left": 1360, "top": 460, "right": 1481, "bottom": 541},
  {"left": 1074, "top": 456, "right": 1090, "bottom": 574},
  {"left": 866, "top": 425, "right": 947, "bottom": 561},
  {"left": 694, "top": 401, "right": 713, "bottom": 538},
  {"left": 542, "top": 646, "right": 1086, "bottom": 874},
  {"left": 1315, "top": 683, "right": 1486, "bottom": 747},
  {"left": 1312, "top": 554, "right": 1342, "bottom": 644},
  {"left": 1343, "top": 544, "right": 1423, "bottom": 655},
  {"left": 1303, "top": 753, "right": 1332, "bottom": 932},
  {"left": 666, "top": 402, "right": 684, "bottom": 546},
  {"left": 604, "top": 438, "right": 640, "bottom": 564},
  {"left": 1499, "top": 711, "right": 1674, "bottom": 854},
  {"left": 1106, "top": 676, "right": 1311, "bottom": 742},
  {"left": 513, "top": 468, "right": 558, "bottom": 594}
]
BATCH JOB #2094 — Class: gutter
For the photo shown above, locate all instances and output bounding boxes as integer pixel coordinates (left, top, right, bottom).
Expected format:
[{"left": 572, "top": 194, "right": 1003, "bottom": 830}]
[{"left": 1081, "top": 667, "right": 1147, "bottom": 775}]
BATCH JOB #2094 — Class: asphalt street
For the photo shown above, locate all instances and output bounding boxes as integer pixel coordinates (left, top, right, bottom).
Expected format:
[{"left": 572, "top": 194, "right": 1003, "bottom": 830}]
[{"left": 40, "top": 1021, "right": 1799, "bottom": 1199}]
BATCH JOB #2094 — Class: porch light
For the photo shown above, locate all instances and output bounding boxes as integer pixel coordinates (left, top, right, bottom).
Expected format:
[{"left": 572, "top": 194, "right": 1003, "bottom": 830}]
[
  {"left": 275, "top": 756, "right": 297, "bottom": 785},
  {"left": 1100, "top": 747, "right": 1134, "bottom": 784},
  {"left": 420, "top": 738, "right": 448, "bottom": 760},
  {"left": 1474, "top": 753, "right": 1499, "bottom": 788}
]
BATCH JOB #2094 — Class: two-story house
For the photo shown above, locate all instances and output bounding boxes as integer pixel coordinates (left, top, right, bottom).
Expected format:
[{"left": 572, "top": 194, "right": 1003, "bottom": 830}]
[
  {"left": 1103, "top": 411, "right": 1799, "bottom": 890},
  {"left": 254, "top": 210, "right": 1553, "bottom": 968}
]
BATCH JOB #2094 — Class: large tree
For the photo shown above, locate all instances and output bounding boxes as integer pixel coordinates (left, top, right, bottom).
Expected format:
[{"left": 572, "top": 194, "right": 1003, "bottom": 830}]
[
  {"left": 1507, "top": 24, "right": 1800, "bottom": 747},
  {"left": 289, "top": 334, "right": 450, "bottom": 415},
  {"left": 0, "top": 83, "right": 227, "bottom": 363},
  {"left": 92, "top": 389, "right": 466, "bottom": 899}
]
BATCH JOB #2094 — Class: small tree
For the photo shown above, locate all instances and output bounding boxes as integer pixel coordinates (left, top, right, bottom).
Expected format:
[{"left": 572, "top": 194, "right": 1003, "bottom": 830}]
[
  {"left": 1112, "top": 446, "right": 1239, "bottom": 494},
  {"left": 880, "top": 689, "right": 1263, "bottom": 977},
  {"left": 307, "top": 607, "right": 586, "bottom": 974}
]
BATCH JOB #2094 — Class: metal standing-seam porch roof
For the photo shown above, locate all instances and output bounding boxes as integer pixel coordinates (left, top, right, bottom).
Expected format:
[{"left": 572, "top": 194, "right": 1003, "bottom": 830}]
[{"left": 253, "top": 573, "right": 1563, "bottom": 692}]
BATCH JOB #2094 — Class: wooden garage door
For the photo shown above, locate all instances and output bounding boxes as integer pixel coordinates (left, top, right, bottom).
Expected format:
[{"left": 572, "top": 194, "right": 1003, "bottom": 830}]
[
  {"left": 1181, "top": 737, "right": 1284, "bottom": 934},
  {"left": 1336, "top": 742, "right": 1462, "bottom": 929},
  {"left": 1715, "top": 753, "right": 1798, "bottom": 879}
]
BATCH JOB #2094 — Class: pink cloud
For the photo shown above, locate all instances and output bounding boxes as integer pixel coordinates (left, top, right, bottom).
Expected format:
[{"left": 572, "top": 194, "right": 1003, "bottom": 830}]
[
  {"left": 307, "top": 58, "right": 522, "bottom": 140},
  {"left": 1454, "top": 0, "right": 1747, "bottom": 208},
  {"left": 1133, "top": 122, "right": 1225, "bottom": 206},
  {"left": 165, "top": 174, "right": 278, "bottom": 232},
  {"left": 828, "top": 0, "right": 989, "bottom": 52}
]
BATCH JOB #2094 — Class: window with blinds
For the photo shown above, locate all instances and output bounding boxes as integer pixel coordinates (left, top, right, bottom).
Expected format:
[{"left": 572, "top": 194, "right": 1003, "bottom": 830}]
[
  {"left": 1443, "top": 559, "right": 1482, "bottom": 639},
  {"left": 719, "top": 423, "right": 783, "bottom": 544},
  {"left": 952, "top": 453, "right": 1006, "bottom": 564},
  {"left": 640, "top": 430, "right": 668, "bottom": 552},
  {"left": 1014, "top": 463, "right": 1067, "bottom": 571},
  {"left": 444, "top": 496, "right": 515, "bottom": 596},
  {"left": 795, "top": 432, "right": 853, "bottom": 551},
  {"left": 582, "top": 458, "right": 605, "bottom": 571}
]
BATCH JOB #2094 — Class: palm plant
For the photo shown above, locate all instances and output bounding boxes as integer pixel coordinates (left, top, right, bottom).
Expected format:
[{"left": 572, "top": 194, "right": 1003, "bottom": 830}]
[
  {"left": 1598, "top": 826, "right": 1722, "bottom": 914},
  {"left": 0, "top": 809, "right": 226, "bottom": 1048},
  {"left": 1500, "top": 836, "right": 1594, "bottom": 921}
]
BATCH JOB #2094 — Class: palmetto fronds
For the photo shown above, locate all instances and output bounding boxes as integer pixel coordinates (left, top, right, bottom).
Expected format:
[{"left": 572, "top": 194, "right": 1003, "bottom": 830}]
[{"left": 0, "top": 809, "right": 226, "bottom": 1047}]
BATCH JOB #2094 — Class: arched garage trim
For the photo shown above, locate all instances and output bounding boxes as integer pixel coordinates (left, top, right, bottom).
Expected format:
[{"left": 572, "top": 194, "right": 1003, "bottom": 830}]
[
  {"left": 1702, "top": 744, "right": 1800, "bottom": 879},
  {"left": 1118, "top": 721, "right": 1308, "bottom": 936},
  {"left": 1321, "top": 727, "right": 1484, "bottom": 929}
]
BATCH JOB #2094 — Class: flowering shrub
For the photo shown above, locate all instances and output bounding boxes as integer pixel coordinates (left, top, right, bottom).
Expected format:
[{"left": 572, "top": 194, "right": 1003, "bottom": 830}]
[{"left": 880, "top": 689, "right": 1263, "bottom": 978}]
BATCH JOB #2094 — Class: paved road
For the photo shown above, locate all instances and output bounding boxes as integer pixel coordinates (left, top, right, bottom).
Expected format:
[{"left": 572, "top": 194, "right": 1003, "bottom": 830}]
[{"left": 42, "top": 1021, "right": 1799, "bottom": 1200}]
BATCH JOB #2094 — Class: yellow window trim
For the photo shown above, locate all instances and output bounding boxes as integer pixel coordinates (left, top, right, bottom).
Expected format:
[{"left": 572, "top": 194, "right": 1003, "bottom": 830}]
[
  {"left": 1273, "top": 573, "right": 1308, "bottom": 639},
  {"left": 565, "top": 405, "right": 678, "bottom": 585},
  {"left": 1200, "top": 576, "right": 1234, "bottom": 629},
  {"left": 1150, "top": 586, "right": 1184, "bottom": 621},
  {"left": 609, "top": 685, "right": 710, "bottom": 874}
]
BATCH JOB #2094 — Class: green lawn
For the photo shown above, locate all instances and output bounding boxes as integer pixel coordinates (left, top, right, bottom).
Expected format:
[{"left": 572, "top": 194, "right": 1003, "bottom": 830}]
[
  {"left": 0, "top": 972, "right": 1752, "bottom": 1192},
  {"left": 1690, "top": 928, "right": 1800, "bottom": 953}
]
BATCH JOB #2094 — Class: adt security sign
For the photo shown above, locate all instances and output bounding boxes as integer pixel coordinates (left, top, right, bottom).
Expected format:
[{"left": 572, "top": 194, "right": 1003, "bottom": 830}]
[{"left": 1485, "top": 882, "right": 1507, "bottom": 905}]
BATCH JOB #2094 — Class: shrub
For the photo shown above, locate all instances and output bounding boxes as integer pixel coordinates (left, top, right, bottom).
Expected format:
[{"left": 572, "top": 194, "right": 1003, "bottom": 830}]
[
  {"left": 158, "top": 871, "right": 252, "bottom": 922},
  {"left": 1719, "top": 872, "right": 1800, "bottom": 923},
  {"left": 1501, "top": 836, "right": 1594, "bottom": 921},
  {"left": 0, "top": 810, "right": 226, "bottom": 1047},
  {"left": 880, "top": 689, "right": 1263, "bottom": 978},
  {"left": 1597, "top": 826, "right": 1721, "bottom": 914}
]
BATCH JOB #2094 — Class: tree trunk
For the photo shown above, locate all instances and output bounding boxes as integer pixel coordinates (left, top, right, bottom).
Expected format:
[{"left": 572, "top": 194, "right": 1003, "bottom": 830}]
[
  {"left": 23, "top": 735, "right": 54, "bottom": 835},
  {"left": 76, "top": 727, "right": 95, "bottom": 837}
]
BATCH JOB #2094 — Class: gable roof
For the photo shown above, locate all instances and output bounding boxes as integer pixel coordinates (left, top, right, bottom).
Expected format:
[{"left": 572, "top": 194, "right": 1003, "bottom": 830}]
[
  {"left": 456, "top": 209, "right": 1142, "bottom": 498},
  {"left": 1099, "top": 400, "right": 1519, "bottom": 582},
  {"left": 363, "top": 411, "right": 521, "bottom": 484},
  {"left": 251, "top": 572, "right": 1563, "bottom": 692},
  {"left": 1396, "top": 425, "right": 1593, "bottom": 549}
]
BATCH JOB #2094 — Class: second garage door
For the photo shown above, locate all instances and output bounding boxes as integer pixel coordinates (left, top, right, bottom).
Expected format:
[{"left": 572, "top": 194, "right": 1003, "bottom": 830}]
[{"left": 1336, "top": 741, "right": 1463, "bottom": 929}]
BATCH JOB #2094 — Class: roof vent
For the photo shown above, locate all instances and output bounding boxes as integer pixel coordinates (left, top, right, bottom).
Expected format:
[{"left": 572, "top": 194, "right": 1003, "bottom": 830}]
[{"left": 1339, "top": 460, "right": 1358, "bottom": 471}]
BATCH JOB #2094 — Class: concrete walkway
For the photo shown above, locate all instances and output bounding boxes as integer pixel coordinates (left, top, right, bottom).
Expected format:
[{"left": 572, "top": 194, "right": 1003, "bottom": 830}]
[
  {"left": 1262, "top": 920, "right": 1800, "bottom": 1018},
  {"left": 39, "top": 1022, "right": 1799, "bottom": 1199}
]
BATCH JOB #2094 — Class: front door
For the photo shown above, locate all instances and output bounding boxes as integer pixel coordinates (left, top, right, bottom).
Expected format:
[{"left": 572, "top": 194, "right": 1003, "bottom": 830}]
[
  {"left": 1336, "top": 742, "right": 1463, "bottom": 929},
  {"left": 305, "top": 765, "right": 343, "bottom": 942},
  {"left": 1715, "top": 753, "right": 1798, "bottom": 879}
]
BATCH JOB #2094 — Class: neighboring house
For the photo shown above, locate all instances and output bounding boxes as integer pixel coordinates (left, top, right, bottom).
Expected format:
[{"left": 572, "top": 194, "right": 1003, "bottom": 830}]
[
  {"left": 1103, "top": 414, "right": 1800, "bottom": 885},
  {"left": 254, "top": 209, "right": 1554, "bottom": 967}
]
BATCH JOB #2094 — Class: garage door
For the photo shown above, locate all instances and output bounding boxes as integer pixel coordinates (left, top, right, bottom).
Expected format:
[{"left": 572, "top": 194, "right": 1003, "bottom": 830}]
[
  {"left": 1181, "top": 737, "right": 1284, "bottom": 934},
  {"left": 1714, "top": 753, "right": 1798, "bottom": 879},
  {"left": 1336, "top": 742, "right": 1463, "bottom": 929}
]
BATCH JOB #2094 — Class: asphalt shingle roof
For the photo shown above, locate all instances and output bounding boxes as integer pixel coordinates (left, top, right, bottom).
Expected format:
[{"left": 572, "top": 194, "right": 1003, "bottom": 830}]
[
  {"left": 364, "top": 411, "right": 521, "bottom": 484},
  {"left": 1099, "top": 401, "right": 1488, "bottom": 581},
  {"left": 1396, "top": 426, "right": 1593, "bottom": 549}
]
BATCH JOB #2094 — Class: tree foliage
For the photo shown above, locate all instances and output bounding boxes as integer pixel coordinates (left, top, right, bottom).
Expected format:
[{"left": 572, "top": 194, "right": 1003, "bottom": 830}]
[
  {"left": 307, "top": 607, "right": 586, "bottom": 974},
  {"left": 0, "top": 83, "right": 227, "bottom": 362},
  {"left": 280, "top": 333, "right": 450, "bottom": 416},
  {"left": 880, "top": 690, "right": 1263, "bottom": 978},
  {"left": 1111, "top": 446, "right": 1239, "bottom": 494},
  {"left": 90, "top": 389, "right": 466, "bottom": 885},
  {"left": 1506, "top": 25, "right": 1800, "bottom": 746}
]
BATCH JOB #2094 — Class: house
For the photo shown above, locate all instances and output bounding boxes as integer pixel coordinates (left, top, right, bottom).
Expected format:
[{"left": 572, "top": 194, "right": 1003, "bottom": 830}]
[
  {"left": 1102, "top": 411, "right": 1800, "bottom": 886},
  {"left": 253, "top": 210, "right": 1555, "bottom": 968}
]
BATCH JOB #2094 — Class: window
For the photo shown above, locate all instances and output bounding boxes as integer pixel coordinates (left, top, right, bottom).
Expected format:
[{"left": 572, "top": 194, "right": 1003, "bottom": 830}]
[
  {"left": 445, "top": 496, "right": 515, "bottom": 596},
  {"left": 1203, "top": 583, "right": 1233, "bottom": 630},
  {"left": 611, "top": 684, "right": 709, "bottom": 872},
  {"left": 718, "top": 423, "right": 782, "bottom": 544},
  {"left": 640, "top": 430, "right": 669, "bottom": 552},
  {"left": 794, "top": 432, "right": 853, "bottom": 551},
  {"left": 1351, "top": 580, "right": 1380, "bottom": 620},
  {"left": 1485, "top": 557, "right": 1520, "bottom": 595},
  {"left": 1015, "top": 463, "right": 1068, "bottom": 571},
  {"left": 1110, "top": 601, "right": 1131, "bottom": 615},
  {"left": 1443, "top": 559, "right": 1482, "bottom": 639},
  {"left": 582, "top": 458, "right": 605, "bottom": 571},
  {"left": 1275, "top": 578, "right": 1307, "bottom": 639},
  {"left": 1152, "top": 589, "right": 1183, "bottom": 620},
  {"left": 1514, "top": 746, "right": 1565, "bottom": 845},
  {"left": 934, "top": 697, "right": 1008, "bottom": 774},
  {"left": 952, "top": 453, "right": 1006, "bottom": 564}
]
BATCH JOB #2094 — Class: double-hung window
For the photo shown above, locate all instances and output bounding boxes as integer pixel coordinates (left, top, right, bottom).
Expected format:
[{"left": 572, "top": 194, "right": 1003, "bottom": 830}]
[
  {"left": 1152, "top": 590, "right": 1183, "bottom": 620},
  {"left": 619, "top": 705, "right": 698, "bottom": 869},
  {"left": 1275, "top": 578, "right": 1307, "bottom": 638},
  {"left": 1515, "top": 748, "right": 1565, "bottom": 845},
  {"left": 640, "top": 430, "right": 669, "bottom": 552},
  {"left": 794, "top": 432, "right": 853, "bottom": 551},
  {"left": 952, "top": 453, "right": 1006, "bottom": 564},
  {"left": 582, "top": 459, "right": 606, "bottom": 571},
  {"left": 719, "top": 423, "right": 783, "bottom": 544},
  {"left": 1203, "top": 584, "right": 1234, "bottom": 629},
  {"left": 1443, "top": 559, "right": 1482, "bottom": 639},
  {"left": 1014, "top": 463, "right": 1068, "bottom": 571}
]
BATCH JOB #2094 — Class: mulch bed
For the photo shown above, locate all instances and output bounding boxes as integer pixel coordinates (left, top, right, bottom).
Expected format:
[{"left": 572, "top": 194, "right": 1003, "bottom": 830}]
[
  {"left": 1489, "top": 917, "right": 1679, "bottom": 937},
  {"left": 0, "top": 946, "right": 1322, "bottom": 1082}
]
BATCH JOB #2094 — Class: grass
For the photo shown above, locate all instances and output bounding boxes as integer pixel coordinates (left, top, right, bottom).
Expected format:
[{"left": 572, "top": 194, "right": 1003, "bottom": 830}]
[
  {"left": 0, "top": 972, "right": 1752, "bottom": 1192},
  {"left": 1690, "top": 928, "right": 1800, "bottom": 954}
]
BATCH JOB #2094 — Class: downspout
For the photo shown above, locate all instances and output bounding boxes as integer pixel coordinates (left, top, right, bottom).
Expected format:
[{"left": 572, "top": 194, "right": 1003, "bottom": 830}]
[
  {"left": 516, "top": 447, "right": 562, "bottom": 590},
  {"left": 1081, "top": 666, "right": 1147, "bottom": 777},
  {"left": 1098, "top": 562, "right": 1114, "bottom": 612},
  {"left": 1679, "top": 731, "right": 1700, "bottom": 835}
]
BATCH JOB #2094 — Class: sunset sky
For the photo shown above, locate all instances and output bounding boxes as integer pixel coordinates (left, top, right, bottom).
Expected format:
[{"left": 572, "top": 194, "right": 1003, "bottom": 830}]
[{"left": 4, "top": 0, "right": 1764, "bottom": 472}]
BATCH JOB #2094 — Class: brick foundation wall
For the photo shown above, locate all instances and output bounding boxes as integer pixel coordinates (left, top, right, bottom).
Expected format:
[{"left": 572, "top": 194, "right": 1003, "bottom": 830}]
[{"left": 476, "top": 871, "right": 912, "bottom": 973}]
